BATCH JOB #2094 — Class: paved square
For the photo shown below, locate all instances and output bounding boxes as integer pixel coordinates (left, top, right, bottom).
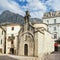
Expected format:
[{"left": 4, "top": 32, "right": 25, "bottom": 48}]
[{"left": 0, "top": 56, "right": 17, "bottom": 60}]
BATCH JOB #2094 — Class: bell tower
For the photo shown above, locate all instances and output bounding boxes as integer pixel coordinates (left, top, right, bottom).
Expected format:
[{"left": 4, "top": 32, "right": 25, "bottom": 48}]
[
  {"left": 24, "top": 11, "right": 31, "bottom": 31},
  {"left": 24, "top": 10, "right": 30, "bottom": 24}
]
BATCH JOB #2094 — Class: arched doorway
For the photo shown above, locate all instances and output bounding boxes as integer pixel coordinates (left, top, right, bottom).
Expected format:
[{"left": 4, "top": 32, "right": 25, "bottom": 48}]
[
  {"left": 10, "top": 40, "right": 14, "bottom": 54},
  {"left": 24, "top": 44, "right": 28, "bottom": 56}
]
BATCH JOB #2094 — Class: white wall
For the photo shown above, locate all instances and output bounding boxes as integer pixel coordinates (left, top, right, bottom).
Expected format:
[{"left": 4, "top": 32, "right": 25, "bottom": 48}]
[
  {"left": 6, "top": 25, "right": 21, "bottom": 36},
  {"left": 38, "top": 32, "right": 44, "bottom": 56},
  {"left": 6, "top": 25, "right": 21, "bottom": 54},
  {"left": 44, "top": 31, "right": 54, "bottom": 53},
  {"left": 37, "top": 30, "right": 54, "bottom": 57}
]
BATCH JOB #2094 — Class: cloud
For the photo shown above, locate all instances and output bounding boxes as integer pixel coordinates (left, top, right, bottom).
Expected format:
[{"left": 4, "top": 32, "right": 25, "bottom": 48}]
[
  {"left": 0, "top": 0, "right": 47, "bottom": 18},
  {"left": 45, "top": 0, "right": 60, "bottom": 11},
  {"left": 0, "top": 0, "right": 25, "bottom": 16},
  {"left": 21, "top": 0, "right": 46, "bottom": 18},
  {"left": 0, "top": 0, "right": 60, "bottom": 19}
]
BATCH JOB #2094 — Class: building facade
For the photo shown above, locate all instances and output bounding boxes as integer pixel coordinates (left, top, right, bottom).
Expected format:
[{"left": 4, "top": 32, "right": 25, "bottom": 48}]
[
  {"left": 42, "top": 11, "right": 60, "bottom": 40},
  {"left": 5, "top": 24, "right": 21, "bottom": 54}
]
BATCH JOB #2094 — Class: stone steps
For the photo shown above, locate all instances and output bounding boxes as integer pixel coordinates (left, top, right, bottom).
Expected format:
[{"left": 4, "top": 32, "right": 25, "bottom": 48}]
[
  {"left": 7, "top": 55, "right": 41, "bottom": 60},
  {"left": 0, "top": 54, "right": 48, "bottom": 60}
]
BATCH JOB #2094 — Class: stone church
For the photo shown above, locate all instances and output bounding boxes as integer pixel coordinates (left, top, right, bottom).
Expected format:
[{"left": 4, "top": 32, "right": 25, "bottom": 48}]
[
  {"left": 17, "top": 11, "right": 54, "bottom": 57},
  {"left": 18, "top": 11, "right": 36, "bottom": 56}
]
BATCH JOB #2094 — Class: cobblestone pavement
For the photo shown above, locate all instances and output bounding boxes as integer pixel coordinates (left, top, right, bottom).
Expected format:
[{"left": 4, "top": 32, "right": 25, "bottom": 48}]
[
  {"left": 45, "top": 52, "right": 60, "bottom": 60},
  {"left": 0, "top": 55, "right": 18, "bottom": 60},
  {"left": 0, "top": 52, "right": 60, "bottom": 60}
]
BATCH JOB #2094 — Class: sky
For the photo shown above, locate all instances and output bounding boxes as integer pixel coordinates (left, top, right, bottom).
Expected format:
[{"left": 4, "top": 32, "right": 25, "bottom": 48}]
[{"left": 0, "top": 0, "right": 60, "bottom": 18}]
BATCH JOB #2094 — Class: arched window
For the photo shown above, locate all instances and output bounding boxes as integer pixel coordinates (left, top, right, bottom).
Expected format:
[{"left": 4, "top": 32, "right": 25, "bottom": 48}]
[{"left": 24, "top": 44, "right": 28, "bottom": 56}]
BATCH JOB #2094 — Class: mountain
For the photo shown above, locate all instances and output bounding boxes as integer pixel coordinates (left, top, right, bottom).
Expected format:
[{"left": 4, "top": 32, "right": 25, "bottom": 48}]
[
  {"left": 0, "top": 10, "right": 42, "bottom": 25},
  {"left": 0, "top": 10, "right": 24, "bottom": 25},
  {"left": 30, "top": 18, "right": 42, "bottom": 24}
]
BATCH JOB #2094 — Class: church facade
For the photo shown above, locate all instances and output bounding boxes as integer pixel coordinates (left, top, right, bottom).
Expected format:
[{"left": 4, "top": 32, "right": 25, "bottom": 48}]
[{"left": 17, "top": 11, "right": 54, "bottom": 57}]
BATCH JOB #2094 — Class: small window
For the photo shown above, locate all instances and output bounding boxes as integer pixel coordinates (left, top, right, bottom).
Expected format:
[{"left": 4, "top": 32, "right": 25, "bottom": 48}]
[
  {"left": 54, "top": 19, "right": 56, "bottom": 24},
  {"left": 12, "top": 27, "right": 14, "bottom": 30},
  {"left": 54, "top": 27, "right": 56, "bottom": 31},
  {"left": 47, "top": 20, "right": 49, "bottom": 24},
  {"left": 54, "top": 33, "right": 57, "bottom": 39},
  {"left": 11, "top": 40, "right": 13, "bottom": 44}
]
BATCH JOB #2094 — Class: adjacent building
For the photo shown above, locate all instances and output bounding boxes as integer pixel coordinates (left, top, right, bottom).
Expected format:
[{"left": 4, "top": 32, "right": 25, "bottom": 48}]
[
  {"left": 42, "top": 11, "right": 60, "bottom": 40},
  {"left": 42, "top": 11, "right": 60, "bottom": 51},
  {"left": 5, "top": 24, "right": 21, "bottom": 54},
  {"left": 17, "top": 11, "right": 54, "bottom": 57}
]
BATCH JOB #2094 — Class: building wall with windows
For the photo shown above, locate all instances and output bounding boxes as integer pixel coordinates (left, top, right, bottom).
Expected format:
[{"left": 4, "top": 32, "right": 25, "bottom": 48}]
[
  {"left": 43, "top": 11, "right": 60, "bottom": 40},
  {"left": 6, "top": 24, "right": 21, "bottom": 54}
]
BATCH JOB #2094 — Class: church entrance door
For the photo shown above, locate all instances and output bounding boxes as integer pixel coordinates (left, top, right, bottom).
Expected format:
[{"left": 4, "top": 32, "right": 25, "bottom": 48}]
[{"left": 24, "top": 44, "right": 28, "bottom": 56}]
